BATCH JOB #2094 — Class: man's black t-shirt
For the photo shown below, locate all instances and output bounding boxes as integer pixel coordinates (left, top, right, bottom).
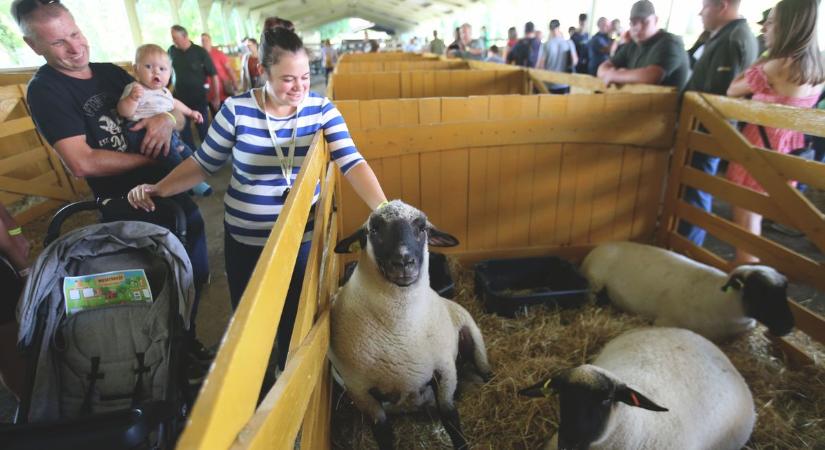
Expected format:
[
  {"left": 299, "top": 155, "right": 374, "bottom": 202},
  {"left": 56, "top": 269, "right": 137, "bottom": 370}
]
[
  {"left": 27, "top": 63, "right": 167, "bottom": 198},
  {"left": 168, "top": 43, "right": 216, "bottom": 109}
]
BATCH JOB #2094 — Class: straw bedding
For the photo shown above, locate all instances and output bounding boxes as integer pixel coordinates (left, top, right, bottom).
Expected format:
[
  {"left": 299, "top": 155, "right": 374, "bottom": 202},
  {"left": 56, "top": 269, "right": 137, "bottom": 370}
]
[{"left": 331, "top": 259, "right": 825, "bottom": 450}]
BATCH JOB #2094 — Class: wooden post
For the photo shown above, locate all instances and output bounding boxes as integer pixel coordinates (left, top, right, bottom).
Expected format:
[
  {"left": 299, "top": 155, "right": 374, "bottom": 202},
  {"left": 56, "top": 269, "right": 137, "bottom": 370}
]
[
  {"left": 168, "top": 0, "right": 181, "bottom": 25},
  {"left": 123, "top": 0, "right": 143, "bottom": 48},
  {"left": 198, "top": 0, "right": 212, "bottom": 34},
  {"left": 221, "top": 1, "right": 235, "bottom": 44}
]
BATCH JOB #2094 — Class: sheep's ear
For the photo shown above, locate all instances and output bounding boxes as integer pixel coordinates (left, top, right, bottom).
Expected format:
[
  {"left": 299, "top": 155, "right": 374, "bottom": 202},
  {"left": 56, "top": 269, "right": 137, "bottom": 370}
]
[
  {"left": 614, "top": 385, "right": 668, "bottom": 412},
  {"left": 518, "top": 377, "right": 554, "bottom": 398},
  {"left": 720, "top": 274, "right": 745, "bottom": 292},
  {"left": 427, "top": 223, "right": 459, "bottom": 247},
  {"left": 335, "top": 228, "right": 367, "bottom": 254}
]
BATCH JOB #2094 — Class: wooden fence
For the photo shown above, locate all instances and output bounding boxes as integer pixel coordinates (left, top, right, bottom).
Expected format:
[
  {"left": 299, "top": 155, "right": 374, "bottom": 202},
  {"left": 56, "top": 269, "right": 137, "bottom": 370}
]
[
  {"left": 335, "top": 60, "right": 469, "bottom": 74},
  {"left": 658, "top": 92, "right": 825, "bottom": 365},
  {"left": 335, "top": 92, "right": 679, "bottom": 263},
  {"left": 0, "top": 84, "right": 84, "bottom": 225},
  {"left": 176, "top": 133, "right": 338, "bottom": 450},
  {"left": 331, "top": 69, "right": 528, "bottom": 100},
  {"left": 338, "top": 52, "right": 433, "bottom": 62}
]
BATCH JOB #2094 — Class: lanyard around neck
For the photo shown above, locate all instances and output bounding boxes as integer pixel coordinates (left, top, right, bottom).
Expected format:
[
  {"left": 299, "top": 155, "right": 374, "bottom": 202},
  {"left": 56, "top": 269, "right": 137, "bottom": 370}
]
[{"left": 262, "top": 84, "right": 298, "bottom": 189}]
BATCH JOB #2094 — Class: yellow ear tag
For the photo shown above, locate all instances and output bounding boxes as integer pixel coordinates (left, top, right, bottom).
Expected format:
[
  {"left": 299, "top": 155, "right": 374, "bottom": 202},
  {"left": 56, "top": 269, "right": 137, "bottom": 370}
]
[{"left": 348, "top": 240, "right": 362, "bottom": 253}]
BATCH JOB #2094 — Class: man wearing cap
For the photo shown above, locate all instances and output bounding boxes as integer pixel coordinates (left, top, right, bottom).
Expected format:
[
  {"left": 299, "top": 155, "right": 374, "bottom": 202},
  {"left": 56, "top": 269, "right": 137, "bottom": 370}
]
[
  {"left": 677, "top": 0, "right": 758, "bottom": 246},
  {"left": 507, "top": 21, "right": 540, "bottom": 68},
  {"left": 597, "top": 0, "right": 690, "bottom": 89}
]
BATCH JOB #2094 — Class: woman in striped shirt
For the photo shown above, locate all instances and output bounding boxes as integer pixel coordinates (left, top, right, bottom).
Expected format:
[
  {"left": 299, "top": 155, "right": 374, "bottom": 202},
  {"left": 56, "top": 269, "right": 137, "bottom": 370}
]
[{"left": 128, "top": 27, "right": 386, "bottom": 369}]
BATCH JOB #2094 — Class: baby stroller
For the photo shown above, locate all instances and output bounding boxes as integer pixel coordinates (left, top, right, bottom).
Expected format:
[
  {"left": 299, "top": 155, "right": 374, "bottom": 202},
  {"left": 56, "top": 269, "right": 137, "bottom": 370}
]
[{"left": 0, "top": 198, "right": 194, "bottom": 450}]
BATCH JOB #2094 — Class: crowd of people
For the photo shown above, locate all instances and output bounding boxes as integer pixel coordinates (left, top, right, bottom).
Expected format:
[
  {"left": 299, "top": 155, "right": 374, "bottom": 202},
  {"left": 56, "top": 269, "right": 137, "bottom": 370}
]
[
  {"left": 422, "top": 0, "right": 824, "bottom": 260},
  {"left": 0, "top": 0, "right": 823, "bottom": 414}
]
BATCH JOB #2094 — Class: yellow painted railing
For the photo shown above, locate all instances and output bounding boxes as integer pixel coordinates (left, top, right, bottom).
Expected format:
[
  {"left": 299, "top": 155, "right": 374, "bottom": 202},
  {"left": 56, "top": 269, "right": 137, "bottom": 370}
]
[
  {"left": 659, "top": 92, "right": 825, "bottom": 366},
  {"left": 177, "top": 132, "right": 338, "bottom": 449}
]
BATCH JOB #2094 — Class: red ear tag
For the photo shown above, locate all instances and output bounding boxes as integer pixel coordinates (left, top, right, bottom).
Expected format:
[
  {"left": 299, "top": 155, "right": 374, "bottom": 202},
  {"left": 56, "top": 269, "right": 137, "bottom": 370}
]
[{"left": 630, "top": 391, "right": 640, "bottom": 407}]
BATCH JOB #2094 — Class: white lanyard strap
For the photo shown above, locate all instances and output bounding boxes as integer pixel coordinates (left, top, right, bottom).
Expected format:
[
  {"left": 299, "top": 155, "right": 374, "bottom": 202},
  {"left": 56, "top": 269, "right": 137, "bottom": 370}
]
[{"left": 263, "top": 85, "right": 298, "bottom": 188}]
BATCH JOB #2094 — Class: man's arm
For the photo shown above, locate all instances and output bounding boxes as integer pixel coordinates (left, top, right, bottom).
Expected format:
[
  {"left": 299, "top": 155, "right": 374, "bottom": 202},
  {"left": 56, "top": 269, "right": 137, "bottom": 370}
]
[
  {"left": 53, "top": 135, "right": 155, "bottom": 178},
  {"left": 726, "top": 72, "right": 752, "bottom": 97},
  {"left": 570, "top": 42, "right": 579, "bottom": 67},
  {"left": 601, "top": 65, "right": 665, "bottom": 85},
  {"left": 0, "top": 203, "right": 29, "bottom": 271},
  {"left": 597, "top": 59, "right": 616, "bottom": 79}
]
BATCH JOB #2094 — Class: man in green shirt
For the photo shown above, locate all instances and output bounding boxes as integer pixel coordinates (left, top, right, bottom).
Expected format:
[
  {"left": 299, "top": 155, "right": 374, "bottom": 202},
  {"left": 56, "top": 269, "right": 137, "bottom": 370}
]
[
  {"left": 597, "top": 0, "right": 689, "bottom": 89},
  {"left": 168, "top": 24, "right": 217, "bottom": 150},
  {"left": 678, "top": 0, "right": 758, "bottom": 246},
  {"left": 429, "top": 30, "right": 446, "bottom": 55}
]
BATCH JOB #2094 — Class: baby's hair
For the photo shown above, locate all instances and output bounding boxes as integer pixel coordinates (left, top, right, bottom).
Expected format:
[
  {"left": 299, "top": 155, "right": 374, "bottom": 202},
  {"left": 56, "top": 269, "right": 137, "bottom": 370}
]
[{"left": 134, "top": 43, "right": 168, "bottom": 64}]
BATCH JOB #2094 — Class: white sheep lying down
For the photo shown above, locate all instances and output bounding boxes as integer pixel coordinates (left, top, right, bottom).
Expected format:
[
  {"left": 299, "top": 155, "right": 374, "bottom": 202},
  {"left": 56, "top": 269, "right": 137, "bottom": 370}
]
[
  {"left": 581, "top": 241, "right": 794, "bottom": 342},
  {"left": 329, "top": 200, "right": 491, "bottom": 450},
  {"left": 520, "top": 327, "right": 755, "bottom": 450}
]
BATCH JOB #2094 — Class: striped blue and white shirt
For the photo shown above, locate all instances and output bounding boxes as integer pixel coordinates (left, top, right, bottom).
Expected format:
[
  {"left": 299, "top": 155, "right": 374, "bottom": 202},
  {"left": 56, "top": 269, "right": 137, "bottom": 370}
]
[{"left": 193, "top": 90, "right": 364, "bottom": 246}]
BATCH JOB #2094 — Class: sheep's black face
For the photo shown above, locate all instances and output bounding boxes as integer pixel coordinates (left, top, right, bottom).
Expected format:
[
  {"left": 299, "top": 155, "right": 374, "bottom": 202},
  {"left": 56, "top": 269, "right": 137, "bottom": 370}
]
[
  {"left": 740, "top": 268, "right": 794, "bottom": 336},
  {"left": 555, "top": 381, "right": 614, "bottom": 450},
  {"left": 368, "top": 212, "right": 427, "bottom": 287}
]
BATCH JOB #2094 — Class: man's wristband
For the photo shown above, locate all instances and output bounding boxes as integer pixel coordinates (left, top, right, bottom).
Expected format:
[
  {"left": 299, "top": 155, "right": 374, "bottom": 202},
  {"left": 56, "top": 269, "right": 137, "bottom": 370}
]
[
  {"left": 163, "top": 111, "right": 177, "bottom": 126},
  {"left": 8, "top": 227, "right": 22, "bottom": 236}
]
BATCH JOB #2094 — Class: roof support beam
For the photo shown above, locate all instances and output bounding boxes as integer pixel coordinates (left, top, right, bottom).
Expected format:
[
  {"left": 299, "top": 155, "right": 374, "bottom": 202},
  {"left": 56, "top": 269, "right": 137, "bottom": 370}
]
[
  {"left": 168, "top": 0, "right": 181, "bottom": 25},
  {"left": 198, "top": 0, "right": 212, "bottom": 34},
  {"left": 123, "top": 0, "right": 143, "bottom": 47}
]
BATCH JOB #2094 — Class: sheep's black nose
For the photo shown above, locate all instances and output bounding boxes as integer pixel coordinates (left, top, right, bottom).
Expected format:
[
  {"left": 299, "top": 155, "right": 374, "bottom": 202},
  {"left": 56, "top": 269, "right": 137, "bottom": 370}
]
[{"left": 391, "top": 248, "right": 416, "bottom": 269}]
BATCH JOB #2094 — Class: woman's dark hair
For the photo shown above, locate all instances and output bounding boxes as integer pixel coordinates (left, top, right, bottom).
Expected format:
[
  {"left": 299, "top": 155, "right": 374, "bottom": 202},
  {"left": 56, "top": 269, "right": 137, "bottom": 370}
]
[
  {"left": 264, "top": 16, "right": 294, "bottom": 32},
  {"left": 769, "top": 0, "right": 824, "bottom": 85},
  {"left": 260, "top": 26, "right": 305, "bottom": 69}
]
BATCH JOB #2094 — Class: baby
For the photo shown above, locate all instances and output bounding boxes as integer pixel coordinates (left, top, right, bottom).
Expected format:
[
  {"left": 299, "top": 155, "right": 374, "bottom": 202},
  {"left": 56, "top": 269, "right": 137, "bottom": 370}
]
[{"left": 118, "top": 44, "right": 212, "bottom": 195}]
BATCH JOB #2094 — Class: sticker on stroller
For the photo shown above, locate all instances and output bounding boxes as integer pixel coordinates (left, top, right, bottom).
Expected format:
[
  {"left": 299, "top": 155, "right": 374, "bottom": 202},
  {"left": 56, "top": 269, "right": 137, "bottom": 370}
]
[{"left": 63, "top": 269, "right": 153, "bottom": 315}]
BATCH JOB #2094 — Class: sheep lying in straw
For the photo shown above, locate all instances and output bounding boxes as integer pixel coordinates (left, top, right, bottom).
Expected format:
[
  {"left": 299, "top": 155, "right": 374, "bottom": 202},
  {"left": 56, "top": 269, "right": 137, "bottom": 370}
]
[
  {"left": 330, "top": 200, "right": 491, "bottom": 450},
  {"left": 581, "top": 241, "right": 794, "bottom": 342},
  {"left": 520, "top": 327, "right": 755, "bottom": 450}
]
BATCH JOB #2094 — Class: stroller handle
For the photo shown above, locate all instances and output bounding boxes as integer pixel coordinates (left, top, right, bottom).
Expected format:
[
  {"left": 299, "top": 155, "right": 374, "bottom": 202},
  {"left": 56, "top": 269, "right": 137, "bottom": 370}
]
[{"left": 45, "top": 197, "right": 187, "bottom": 247}]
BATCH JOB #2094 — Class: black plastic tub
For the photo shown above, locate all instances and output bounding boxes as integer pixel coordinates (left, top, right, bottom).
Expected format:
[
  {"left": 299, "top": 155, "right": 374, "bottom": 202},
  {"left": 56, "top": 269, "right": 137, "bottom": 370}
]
[
  {"left": 340, "top": 252, "right": 456, "bottom": 299},
  {"left": 474, "top": 256, "right": 588, "bottom": 317}
]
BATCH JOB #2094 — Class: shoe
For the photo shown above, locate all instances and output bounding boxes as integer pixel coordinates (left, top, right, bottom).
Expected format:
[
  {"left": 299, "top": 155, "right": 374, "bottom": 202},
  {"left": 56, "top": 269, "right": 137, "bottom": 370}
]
[
  {"left": 190, "top": 182, "right": 213, "bottom": 197},
  {"left": 768, "top": 222, "right": 804, "bottom": 238},
  {"left": 189, "top": 338, "right": 216, "bottom": 364}
]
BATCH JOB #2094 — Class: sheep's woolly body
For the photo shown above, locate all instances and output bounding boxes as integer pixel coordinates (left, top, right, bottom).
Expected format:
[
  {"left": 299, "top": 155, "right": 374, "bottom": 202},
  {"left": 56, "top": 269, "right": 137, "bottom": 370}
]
[
  {"left": 562, "top": 328, "right": 755, "bottom": 450},
  {"left": 581, "top": 242, "right": 755, "bottom": 342},
  {"left": 330, "top": 228, "right": 490, "bottom": 423}
]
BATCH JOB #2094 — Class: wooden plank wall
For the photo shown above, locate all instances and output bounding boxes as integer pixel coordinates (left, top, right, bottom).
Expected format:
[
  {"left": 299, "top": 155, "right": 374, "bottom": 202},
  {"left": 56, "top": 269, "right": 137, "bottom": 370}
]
[
  {"left": 332, "top": 70, "right": 527, "bottom": 100},
  {"left": 0, "top": 84, "right": 82, "bottom": 224},
  {"left": 338, "top": 52, "right": 431, "bottom": 63},
  {"left": 335, "top": 60, "right": 469, "bottom": 74},
  {"left": 336, "top": 93, "right": 677, "bottom": 262}
]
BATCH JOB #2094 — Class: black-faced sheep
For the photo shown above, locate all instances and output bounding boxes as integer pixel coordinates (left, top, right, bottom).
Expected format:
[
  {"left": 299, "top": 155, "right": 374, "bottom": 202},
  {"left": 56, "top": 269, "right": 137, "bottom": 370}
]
[
  {"left": 580, "top": 241, "right": 794, "bottom": 342},
  {"left": 330, "top": 200, "right": 491, "bottom": 450},
  {"left": 520, "top": 327, "right": 755, "bottom": 450}
]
